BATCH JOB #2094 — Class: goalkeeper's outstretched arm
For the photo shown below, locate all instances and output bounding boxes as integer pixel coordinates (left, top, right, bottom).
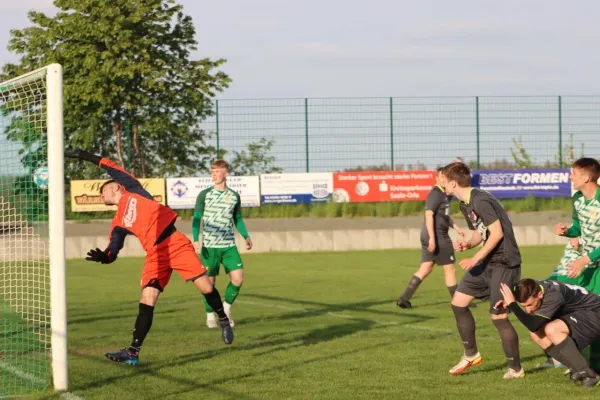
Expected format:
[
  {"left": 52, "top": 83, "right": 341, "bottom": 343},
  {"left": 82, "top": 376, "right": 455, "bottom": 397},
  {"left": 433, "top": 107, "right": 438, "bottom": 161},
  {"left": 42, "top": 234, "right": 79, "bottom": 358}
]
[{"left": 65, "top": 148, "right": 151, "bottom": 199}]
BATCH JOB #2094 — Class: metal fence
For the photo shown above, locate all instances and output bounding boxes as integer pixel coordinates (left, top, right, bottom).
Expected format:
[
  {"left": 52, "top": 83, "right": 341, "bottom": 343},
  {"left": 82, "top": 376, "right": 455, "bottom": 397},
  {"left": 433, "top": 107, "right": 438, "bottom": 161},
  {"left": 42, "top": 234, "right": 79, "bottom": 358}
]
[{"left": 200, "top": 96, "right": 600, "bottom": 173}]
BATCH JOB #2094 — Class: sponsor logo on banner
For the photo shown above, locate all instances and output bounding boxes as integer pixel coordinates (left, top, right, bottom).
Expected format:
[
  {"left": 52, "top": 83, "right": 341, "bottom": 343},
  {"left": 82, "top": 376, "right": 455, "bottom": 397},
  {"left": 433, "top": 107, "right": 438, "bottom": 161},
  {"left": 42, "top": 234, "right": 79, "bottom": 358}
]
[
  {"left": 332, "top": 171, "right": 436, "bottom": 203},
  {"left": 471, "top": 168, "right": 571, "bottom": 199},
  {"left": 166, "top": 176, "right": 260, "bottom": 209},
  {"left": 70, "top": 179, "right": 166, "bottom": 212},
  {"left": 260, "top": 173, "right": 333, "bottom": 204}
]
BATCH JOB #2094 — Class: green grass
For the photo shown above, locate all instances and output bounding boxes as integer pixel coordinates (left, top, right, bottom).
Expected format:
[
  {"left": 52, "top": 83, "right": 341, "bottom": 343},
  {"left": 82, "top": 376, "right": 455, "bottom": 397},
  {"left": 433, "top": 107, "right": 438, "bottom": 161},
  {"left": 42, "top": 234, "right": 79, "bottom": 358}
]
[
  {"left": 4, "top": 246, "right": 600, "bottom": 399},
  {"left": 68, "top": 196, "right": 572, "bottom": 222}
]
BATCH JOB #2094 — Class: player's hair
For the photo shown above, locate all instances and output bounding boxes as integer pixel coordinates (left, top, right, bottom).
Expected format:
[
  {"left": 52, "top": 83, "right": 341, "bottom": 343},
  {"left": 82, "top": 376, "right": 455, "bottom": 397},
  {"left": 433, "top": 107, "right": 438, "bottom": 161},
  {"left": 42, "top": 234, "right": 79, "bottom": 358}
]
[
  {"left": 573, "top": 158, "right": 600, "bottom": 183},
  {"left": 513, "top": 279, "right": 542, "bottom": 303},
  {"left": 436, "top": 166, "right": 444, "bottom": 173},
  {"left": 211, "top": 159, "right": 229, "bottom": 171},
  {"left": 99, "top": 179, "right": 116, "bottom": 194},
  {"left": 442, "top": 162, "right": 471, "bottom": 188}
]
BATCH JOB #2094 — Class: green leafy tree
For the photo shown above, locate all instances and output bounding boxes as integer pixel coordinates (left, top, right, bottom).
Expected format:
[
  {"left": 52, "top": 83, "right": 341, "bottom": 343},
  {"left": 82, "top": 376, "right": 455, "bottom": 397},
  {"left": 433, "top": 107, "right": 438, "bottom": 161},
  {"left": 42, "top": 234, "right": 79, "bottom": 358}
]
[
  {"left": 227, "top": 137, "right": 282, "bottom": 176},
  {"left": 1, "top": 0, "right": 230, "bottom": 178}
]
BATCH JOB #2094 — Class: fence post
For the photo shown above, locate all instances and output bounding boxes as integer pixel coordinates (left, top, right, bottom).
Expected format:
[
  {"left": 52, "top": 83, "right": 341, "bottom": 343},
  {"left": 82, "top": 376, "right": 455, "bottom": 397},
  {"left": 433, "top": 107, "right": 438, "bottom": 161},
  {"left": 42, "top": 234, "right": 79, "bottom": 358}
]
[
  {"left": 215, "top": 100, "right": 220, "bottom": 155},
  {"left": 305, "top": 98, "right": 309, "bottom": 173},
  {"left": 476, "top": 96, "right": 480, "bottom": 169},
  {"left": 558, "top": 95, "right": 563, "bottom": 167},
  {"left": 389, "top": 97, "right": 394, "bottom": 170}
]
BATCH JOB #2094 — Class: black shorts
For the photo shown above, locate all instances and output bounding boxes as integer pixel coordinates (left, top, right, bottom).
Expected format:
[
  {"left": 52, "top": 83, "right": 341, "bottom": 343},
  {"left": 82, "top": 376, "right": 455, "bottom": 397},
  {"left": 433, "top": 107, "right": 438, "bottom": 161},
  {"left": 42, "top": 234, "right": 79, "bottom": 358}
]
[
  {"left": 457, "top": 262, "right": 521, "bottom": 315},
  {"left": 559, "top": 310, "right": 600, "bottom": 349},
  {"left": 421, "top": 241, "right": 455, "bottom": 265}
]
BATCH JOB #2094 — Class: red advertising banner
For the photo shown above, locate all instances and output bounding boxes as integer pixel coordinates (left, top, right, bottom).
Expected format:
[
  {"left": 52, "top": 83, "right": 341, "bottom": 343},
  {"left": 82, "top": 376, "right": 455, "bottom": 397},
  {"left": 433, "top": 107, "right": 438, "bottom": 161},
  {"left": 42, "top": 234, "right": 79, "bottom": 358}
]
[{"left": 332, "top": 171, "right": 436, "bottom": 203}]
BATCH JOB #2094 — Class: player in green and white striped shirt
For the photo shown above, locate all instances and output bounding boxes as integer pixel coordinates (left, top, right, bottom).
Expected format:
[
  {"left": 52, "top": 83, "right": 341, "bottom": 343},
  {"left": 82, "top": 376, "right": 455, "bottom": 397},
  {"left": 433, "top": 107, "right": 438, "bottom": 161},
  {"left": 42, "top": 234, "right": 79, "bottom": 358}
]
[
  {"left": 542, "top": 158, "right": 600, "bottom": 372},
  {"left": 192, "top": 160, "right": 252, "bottom": 328}
]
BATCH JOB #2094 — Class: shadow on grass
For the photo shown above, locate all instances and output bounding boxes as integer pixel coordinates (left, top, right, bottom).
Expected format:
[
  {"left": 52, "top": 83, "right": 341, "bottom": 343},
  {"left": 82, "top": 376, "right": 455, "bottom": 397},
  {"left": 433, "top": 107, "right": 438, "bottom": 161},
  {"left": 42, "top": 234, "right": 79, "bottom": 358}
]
[{"left": 66, "top": 342, "right": 394, "bottom": 399}]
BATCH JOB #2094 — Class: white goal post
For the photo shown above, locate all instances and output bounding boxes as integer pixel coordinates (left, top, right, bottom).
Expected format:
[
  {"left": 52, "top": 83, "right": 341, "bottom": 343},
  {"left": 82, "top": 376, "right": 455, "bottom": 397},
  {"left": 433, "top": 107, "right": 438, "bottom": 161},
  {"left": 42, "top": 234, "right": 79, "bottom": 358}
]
[{"left": 0, "top": 64, "right": 67, "bottom": 394}]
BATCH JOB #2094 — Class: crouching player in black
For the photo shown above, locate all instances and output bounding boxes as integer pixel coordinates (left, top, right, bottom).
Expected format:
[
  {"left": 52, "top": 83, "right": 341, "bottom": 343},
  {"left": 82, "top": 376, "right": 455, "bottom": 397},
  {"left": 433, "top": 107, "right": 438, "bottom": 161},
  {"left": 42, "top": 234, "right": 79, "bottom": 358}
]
[{"left": 497, "top": 279, "right": 600, "bottom": 388}]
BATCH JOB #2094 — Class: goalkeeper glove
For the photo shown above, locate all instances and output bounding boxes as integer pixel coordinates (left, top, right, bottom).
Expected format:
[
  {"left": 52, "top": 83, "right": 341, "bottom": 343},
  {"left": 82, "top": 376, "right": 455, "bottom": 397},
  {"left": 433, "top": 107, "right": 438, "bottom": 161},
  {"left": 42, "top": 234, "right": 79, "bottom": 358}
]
[
  {"left": 64, "top": 148, "right": 102, "bottom": 164},
  {"left": 86, "top": 247, "right": 111, "bottom": 264}
]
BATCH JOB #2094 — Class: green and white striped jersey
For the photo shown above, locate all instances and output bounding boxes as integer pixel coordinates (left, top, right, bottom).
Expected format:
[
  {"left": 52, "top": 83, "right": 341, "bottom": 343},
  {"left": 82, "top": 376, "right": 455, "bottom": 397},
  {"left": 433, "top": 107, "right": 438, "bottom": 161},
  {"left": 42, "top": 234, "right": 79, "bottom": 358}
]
[
  {"left": 194, "top": 187, "right": 244, "bottom": 248},
  {"left": 552, "top": 188, "right": 600, "bottom": 276}
]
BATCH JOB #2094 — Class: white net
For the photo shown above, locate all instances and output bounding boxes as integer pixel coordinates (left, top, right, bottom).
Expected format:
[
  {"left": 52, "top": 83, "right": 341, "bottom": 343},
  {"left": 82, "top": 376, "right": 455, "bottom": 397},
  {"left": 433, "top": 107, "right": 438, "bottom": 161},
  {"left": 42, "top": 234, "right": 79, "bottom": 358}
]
[{"left": 0, "top": 69, "right": 52, "bottom": 396}]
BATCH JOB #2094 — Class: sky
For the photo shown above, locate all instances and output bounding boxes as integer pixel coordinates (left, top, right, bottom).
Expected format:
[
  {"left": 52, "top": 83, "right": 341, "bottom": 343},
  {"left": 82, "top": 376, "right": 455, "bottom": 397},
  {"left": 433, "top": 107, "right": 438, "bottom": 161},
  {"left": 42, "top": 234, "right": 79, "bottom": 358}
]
[
  {"left": 1, "top": 0, "right": 600, "bottom": 99},
  {"left": 1, "top": 0, "right": 599, "bottom": 174}
]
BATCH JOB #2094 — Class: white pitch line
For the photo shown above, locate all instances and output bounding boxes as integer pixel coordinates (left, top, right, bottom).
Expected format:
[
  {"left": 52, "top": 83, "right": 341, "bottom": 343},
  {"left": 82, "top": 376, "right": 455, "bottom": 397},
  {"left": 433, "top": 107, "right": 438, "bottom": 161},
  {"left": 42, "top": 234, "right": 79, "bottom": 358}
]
[
  {"left": 61, "top": 392, "right": 84, "bottom": 400},
  {"left": 0, "top": 362, "right": 45, "bottom": 385},
  {"left": 0, "top": 362, "right": 83, "bottom": 399}
]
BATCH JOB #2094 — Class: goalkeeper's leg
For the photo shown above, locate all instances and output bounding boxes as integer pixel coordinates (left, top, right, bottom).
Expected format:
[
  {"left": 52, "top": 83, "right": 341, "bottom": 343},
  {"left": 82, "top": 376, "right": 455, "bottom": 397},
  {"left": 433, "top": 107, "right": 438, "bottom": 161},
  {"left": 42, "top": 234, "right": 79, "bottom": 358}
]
[{"left": 105, "top": 279, "right": 165, "bottom": 366}]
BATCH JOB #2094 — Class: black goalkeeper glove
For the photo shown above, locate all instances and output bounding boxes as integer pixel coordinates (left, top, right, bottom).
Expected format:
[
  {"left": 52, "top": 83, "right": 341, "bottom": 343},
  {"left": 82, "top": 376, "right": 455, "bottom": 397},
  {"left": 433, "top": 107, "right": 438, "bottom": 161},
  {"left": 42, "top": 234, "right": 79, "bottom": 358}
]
[
  {"left": 64, "top": 148, "right": 102, "bottom": 165},
  {"left": 86, "top": 247, "right": 111, "bottom": 264}
]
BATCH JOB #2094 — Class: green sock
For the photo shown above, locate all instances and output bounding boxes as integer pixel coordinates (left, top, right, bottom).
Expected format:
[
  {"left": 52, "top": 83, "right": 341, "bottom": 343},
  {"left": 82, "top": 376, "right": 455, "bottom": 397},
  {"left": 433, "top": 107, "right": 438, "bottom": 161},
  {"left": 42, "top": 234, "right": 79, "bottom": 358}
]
[
  {"left": 224, "top": 282, "right": 242, "bottom": 304},
  {"left": 202, "top": 294, "right": 214, "bottom": 313}
]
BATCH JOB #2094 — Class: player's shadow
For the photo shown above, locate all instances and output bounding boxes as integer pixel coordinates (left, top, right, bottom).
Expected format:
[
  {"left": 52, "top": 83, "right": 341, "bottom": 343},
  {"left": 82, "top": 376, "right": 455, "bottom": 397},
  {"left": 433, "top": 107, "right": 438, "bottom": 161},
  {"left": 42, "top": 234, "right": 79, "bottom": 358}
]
[
  {"left": 67, "top": 308, "right": 180, "bottom": 326},
  {"left": 239, "top": 293, "right": 436, "bottom": 326},
  {"left": 68, "top": 341, "right": 393, "bottom": 398}
]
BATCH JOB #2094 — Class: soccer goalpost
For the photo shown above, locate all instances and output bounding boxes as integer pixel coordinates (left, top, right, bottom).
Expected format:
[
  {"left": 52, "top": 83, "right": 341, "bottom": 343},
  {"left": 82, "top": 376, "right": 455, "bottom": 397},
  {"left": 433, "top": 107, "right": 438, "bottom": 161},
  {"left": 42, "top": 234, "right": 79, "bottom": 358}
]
[{"left": 0, "top": 64, "right": 67, "bottom": 396}]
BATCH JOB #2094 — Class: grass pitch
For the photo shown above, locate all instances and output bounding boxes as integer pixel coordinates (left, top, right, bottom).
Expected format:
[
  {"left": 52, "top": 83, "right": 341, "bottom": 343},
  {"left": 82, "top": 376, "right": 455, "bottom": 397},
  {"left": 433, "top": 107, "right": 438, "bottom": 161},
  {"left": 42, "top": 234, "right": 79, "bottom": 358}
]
[{"left": 5, "top": 246, "right": 600, "bottom": 399}]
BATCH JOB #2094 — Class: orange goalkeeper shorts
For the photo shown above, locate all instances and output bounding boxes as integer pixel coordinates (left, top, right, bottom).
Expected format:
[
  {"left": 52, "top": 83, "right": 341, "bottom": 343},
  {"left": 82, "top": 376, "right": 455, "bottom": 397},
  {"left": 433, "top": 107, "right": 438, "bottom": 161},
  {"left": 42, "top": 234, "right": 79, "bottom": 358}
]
[{"left": 141, "top": 231, "right": 206, "bottom": 291}]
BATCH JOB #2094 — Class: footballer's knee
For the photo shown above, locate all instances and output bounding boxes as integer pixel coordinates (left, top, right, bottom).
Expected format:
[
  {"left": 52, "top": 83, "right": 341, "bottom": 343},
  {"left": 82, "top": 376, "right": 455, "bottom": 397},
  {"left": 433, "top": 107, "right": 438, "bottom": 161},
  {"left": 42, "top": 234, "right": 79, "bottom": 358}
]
[
  {"left": 544, "top": 320, "right": 568, "bottom": 341},
  {"left": 230, "top": 270, "right": 243, "bottom": 287},
  {"left": 192, "top": 274, "right": 214, "bottom": 294}
]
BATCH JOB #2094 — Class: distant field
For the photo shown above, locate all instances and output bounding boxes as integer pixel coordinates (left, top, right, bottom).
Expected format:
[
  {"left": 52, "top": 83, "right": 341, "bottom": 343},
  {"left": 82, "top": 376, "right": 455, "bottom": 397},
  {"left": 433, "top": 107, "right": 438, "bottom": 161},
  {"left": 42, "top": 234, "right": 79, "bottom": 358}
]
[{"left": 3, "top": 245, "right": 600, "bottom": 399}]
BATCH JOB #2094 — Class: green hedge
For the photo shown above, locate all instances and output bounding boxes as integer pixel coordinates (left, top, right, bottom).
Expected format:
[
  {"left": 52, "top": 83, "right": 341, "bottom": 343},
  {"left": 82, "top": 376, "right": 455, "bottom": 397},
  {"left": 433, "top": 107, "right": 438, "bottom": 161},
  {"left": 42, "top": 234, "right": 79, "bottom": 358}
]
[{"left": 66, "top": 195, "right": 572, "bottom": 222}]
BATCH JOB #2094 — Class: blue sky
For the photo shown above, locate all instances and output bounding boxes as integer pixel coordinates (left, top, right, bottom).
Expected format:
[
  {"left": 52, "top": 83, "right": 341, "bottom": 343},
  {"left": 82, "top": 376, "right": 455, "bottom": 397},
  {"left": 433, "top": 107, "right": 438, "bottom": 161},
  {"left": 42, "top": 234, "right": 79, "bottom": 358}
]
[{"left": 1, "top": 0, "right": 600, "bottom": 99}]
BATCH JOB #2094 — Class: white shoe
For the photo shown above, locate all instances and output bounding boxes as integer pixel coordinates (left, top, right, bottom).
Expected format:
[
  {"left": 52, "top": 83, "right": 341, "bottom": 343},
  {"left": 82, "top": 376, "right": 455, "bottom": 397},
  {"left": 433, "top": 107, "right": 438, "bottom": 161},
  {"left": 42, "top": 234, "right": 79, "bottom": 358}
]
[
  {"left": 449, "top": 352, "right": 482, "bottom": 375},
  {"left": 206, "top": 313, "right": 217, "bottom": 329},
  {"left": 503, "top": 368, "right": 525, "bottom": 379}
]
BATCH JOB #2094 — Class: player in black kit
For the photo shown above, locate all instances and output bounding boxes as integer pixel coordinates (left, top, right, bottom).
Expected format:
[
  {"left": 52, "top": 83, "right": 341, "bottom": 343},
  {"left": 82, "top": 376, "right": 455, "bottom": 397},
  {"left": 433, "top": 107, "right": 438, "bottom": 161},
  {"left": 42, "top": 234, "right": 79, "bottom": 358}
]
[
  {"left": 497, "top": 279, "right": 600, "bottom": 388},
  {"left": 442, "top": 162, "right": 523, "bottom": 379},
  {"left": 396, "top": 167, "right": 466, "bottom": 308}
]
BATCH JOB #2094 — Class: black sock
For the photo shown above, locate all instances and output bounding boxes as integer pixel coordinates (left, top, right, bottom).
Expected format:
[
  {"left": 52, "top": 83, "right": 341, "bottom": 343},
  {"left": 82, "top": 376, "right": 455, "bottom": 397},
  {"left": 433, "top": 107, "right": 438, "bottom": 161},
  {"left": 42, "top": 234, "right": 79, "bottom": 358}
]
[
  {"left": 204, "top": 287, "right": 227, "bottom": 320},
  {"left": 545, "top": 344, "right": 575, "bottom": 370},
  {"left": 451, "top": 305, "right": 478, "bottom": 356},
  {"left": 130, "top": 303, "right": 154, "bottom": 352},
  {"left": 401, "top": 275, "right": 422, "bottom": 301},
  {"left": 555, "top": 337, "right": 590, "bottom": 373},
  {"left": 447, "top": 285, "right": 457, "bottom": 298},
  {"left": 492, "top": 319, "right": 521, "bottom": 370}
]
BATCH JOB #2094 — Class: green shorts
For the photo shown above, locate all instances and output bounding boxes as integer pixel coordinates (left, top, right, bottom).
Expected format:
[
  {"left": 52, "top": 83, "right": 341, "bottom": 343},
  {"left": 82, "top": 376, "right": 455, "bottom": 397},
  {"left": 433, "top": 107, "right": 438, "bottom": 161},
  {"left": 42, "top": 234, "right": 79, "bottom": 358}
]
[
  {"left": 200, "top": 246, "right": 243, "bottom": 277},
  {"left": 549, "top": 268, "right": 600, "bottom": 294}
]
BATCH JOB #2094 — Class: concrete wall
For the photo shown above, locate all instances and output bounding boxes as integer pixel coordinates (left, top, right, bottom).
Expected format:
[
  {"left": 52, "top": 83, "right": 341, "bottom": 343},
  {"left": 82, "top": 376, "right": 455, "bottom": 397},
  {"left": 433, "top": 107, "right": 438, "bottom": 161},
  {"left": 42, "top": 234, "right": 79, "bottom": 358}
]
[{"left": 60, "top": 211, "right": 571, "bottom": 259}]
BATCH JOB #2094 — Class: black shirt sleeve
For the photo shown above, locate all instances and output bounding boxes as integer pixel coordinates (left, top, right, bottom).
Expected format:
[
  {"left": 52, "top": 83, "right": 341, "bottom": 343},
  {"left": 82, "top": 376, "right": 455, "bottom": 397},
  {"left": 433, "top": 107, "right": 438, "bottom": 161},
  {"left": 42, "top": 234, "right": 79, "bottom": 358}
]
[{"left": 508, "top": 303, "right": 549, "bottom": 332}]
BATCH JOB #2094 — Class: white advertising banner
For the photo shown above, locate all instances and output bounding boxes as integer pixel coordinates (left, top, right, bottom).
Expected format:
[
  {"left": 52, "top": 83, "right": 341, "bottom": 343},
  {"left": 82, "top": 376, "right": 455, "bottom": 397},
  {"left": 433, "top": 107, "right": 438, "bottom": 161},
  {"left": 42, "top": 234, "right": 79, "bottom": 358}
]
[
  {"left": 166, "top": 176, "right": 260, "bottom": 209},
  {"left": 260, "top": 173, "right": 333, "bottom": 204}
]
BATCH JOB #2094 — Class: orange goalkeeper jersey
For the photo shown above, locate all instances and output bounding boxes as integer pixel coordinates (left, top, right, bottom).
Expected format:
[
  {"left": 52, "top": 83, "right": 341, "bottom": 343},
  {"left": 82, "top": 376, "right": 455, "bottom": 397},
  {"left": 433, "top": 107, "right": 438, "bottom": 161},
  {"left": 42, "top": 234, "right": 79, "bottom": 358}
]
[{"left": 100, "top": 158, "right": 177, "bottom": 262}]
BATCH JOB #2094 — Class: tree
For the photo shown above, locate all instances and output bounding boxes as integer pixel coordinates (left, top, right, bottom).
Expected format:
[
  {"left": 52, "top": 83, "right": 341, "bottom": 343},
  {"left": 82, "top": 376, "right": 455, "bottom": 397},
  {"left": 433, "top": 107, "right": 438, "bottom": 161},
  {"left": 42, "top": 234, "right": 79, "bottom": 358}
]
[
  {"left": 1, "top": 0, "right": 230, "bottom": 179},
  {"left": 227, "top": 137, "right": 282, "bottom": 176}
]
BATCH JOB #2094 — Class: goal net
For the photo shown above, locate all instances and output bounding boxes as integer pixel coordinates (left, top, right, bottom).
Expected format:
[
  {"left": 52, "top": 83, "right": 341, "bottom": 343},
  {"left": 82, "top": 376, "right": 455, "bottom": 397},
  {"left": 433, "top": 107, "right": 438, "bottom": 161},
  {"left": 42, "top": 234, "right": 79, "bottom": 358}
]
[{"left": 0, "top": 65, "right": 67, "bottom": 396}]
